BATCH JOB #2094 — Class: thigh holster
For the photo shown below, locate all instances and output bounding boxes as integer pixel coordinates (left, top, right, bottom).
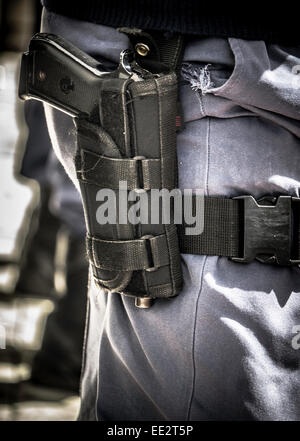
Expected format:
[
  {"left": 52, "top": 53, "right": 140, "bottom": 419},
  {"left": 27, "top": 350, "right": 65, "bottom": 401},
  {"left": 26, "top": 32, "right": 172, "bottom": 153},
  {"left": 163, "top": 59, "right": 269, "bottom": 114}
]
[
  {"left": 75, "top": 73, "right": 183, "bottom": 303},
  {"left": 18, "top": 31, "right": 185, "bottom": 307}
]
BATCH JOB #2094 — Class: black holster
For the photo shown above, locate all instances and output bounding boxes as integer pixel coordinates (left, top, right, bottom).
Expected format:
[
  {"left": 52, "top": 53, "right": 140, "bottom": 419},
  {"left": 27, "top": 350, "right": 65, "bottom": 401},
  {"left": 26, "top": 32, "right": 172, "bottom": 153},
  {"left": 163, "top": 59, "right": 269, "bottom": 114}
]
[
  {"left": 76, "top": 73, "right": 183, "bottom": 300},
  {"left": 19, "top": 33, "right": 183, "bottom": 304}
]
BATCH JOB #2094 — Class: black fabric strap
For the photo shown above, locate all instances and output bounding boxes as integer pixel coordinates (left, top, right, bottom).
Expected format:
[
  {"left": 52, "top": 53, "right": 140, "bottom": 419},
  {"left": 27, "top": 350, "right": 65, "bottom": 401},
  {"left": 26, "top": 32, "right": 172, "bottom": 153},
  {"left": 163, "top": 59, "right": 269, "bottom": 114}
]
[
  {"left": 86, "top": 197, "right": 241, "bottom": 273},
  {"left": 149, "top": 31, "right": 185, "bottom": 81},
  {"left": 178, "top": 195, "right": 300, "bottom": 263},
  {"left": 178, "top": 197, "right": 241, "bottom": 257},
  {"left": 87, "top": 195, "right": 300, "bottom": 275},
  {"left": 87, "top": 234, "right": 170, "bottom": 271},
  {"left": 79, "top": 149, "right": 162, "bottom": 190},
  {"left": 119, "top": 28, "right": 184, "bottom": 75}
]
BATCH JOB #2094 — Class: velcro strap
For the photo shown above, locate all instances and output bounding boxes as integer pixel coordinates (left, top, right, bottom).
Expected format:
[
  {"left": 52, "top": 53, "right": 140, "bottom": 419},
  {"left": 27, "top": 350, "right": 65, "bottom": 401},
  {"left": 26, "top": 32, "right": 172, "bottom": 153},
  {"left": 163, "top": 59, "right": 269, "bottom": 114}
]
[
  {"left": 87, "top": 234, "right": 170, "bottom": 271},
  {"left": 79, "top": 149, "right": 161, "bottom": 190}
]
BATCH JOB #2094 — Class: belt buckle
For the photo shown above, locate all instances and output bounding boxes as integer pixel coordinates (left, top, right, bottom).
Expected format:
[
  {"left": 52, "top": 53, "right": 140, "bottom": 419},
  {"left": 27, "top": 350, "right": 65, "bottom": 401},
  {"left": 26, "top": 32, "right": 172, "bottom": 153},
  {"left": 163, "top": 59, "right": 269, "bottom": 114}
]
[{"left": 231, "top": 195, "right": 300, "bottom": 265}]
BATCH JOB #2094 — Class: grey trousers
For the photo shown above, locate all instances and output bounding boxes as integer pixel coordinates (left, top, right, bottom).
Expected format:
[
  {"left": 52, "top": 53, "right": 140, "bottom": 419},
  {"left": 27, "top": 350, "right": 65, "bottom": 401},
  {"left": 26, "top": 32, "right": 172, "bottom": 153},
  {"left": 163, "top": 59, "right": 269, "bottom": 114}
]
[{"left": 42, "top": 9, "right": 300, "bottom": 421}]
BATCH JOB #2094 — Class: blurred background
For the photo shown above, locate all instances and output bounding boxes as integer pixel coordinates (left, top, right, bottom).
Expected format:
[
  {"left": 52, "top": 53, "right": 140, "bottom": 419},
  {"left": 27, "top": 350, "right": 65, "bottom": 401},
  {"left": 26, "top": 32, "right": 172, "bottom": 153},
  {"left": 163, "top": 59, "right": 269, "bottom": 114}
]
[{"left": 0, "top": 0, "right": 88, "bottom": 420}]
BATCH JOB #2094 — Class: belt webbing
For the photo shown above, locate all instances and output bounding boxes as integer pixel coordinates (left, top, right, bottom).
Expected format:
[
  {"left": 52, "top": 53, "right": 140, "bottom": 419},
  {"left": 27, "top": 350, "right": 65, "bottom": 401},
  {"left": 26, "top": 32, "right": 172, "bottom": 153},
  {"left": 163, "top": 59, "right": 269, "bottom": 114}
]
[
  {"left": 178, "top": 197, "right": 241, "bottom": 257},
  {"left": 178, "top": 195, "right": 300, "bottom": 263},
  {"left": 86, "top": 195, "right": 300, "bottom": 272}
]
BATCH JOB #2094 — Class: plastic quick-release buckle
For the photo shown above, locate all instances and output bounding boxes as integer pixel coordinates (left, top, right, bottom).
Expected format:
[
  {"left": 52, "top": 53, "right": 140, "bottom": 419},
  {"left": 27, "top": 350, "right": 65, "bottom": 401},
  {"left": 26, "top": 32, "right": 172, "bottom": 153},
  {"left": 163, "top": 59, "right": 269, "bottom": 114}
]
[{"left": 231, "top": 195, "right": 300, "bottom": 265}]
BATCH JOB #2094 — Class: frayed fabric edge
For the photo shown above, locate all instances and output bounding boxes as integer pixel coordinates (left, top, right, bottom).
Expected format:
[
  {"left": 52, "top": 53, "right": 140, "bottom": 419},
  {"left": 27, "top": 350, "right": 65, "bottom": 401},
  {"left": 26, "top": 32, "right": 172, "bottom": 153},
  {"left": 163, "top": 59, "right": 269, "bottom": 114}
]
[{"left": 181, "top": 63, "right": 214, "bottom": 94}]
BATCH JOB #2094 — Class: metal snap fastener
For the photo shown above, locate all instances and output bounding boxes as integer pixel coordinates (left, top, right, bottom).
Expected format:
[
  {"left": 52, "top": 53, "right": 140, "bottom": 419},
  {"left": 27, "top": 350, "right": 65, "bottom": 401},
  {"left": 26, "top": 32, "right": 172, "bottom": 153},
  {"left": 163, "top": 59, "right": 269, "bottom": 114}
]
[
  {"left": 135, "top": 43, "right": 150, "bottom": 57},
  {"left": 135, "top": 297, "right": 153, "bottom": 308}
]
